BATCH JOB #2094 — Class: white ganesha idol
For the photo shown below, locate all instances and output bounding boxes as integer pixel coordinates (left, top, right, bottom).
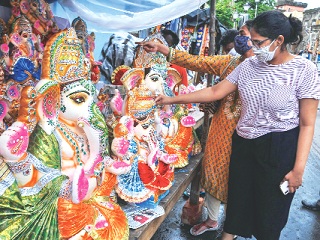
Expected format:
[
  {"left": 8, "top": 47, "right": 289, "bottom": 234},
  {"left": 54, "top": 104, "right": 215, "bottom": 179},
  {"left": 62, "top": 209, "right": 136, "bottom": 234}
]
[{"left": 0, "top": 28, "right": 129, "bottom": 240}]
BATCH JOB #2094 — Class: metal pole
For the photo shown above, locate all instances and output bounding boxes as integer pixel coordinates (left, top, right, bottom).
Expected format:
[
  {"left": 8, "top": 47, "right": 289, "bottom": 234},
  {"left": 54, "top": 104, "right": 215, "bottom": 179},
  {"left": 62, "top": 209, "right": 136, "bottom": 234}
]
[
  {"left": 255, "top": 3, "right": 258, "bottom": 18},
  {"left": 200, "top": 0, "right": 216, "bottom": 149}
]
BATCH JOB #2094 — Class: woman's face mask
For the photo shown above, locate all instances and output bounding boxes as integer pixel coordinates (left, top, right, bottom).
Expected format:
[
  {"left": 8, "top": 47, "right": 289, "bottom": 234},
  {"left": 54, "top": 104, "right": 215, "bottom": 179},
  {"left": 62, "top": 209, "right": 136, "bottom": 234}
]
[
  {"left": 228, "top": 48, "right": 240, "bottom": 57},
  {"left": 252, "top": 39, "right": 278, "bottom": 62},
  {"left": 234, "top": 35, "right": 252, "bottom": 55}
]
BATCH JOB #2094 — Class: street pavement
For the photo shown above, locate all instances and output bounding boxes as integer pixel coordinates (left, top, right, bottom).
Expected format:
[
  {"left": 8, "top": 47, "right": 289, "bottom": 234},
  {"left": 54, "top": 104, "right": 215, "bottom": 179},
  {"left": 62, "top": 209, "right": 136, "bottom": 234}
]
[{"left": 151, "top": 108, "right": 320, "bottom": 240}]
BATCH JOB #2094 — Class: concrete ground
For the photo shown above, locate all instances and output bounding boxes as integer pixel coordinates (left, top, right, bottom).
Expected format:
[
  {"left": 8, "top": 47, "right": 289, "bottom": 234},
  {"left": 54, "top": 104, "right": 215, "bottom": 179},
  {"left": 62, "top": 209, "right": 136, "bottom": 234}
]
[{"left": 151, "top": 108, "right": 320, "bottom": 240}]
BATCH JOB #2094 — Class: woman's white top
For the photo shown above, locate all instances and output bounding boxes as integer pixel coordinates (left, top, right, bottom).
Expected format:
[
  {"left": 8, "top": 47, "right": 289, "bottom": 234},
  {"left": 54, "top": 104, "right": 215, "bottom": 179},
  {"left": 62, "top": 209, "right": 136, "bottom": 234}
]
[{"left": 226, "top": 55, "right": 320, "bottom": 139}]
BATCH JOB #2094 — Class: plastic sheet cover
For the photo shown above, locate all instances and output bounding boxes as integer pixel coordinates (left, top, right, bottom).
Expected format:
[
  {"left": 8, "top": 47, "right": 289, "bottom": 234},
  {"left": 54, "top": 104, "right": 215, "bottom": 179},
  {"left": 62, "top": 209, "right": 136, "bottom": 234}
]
[{"left": 56, "top": 0, "right": 207, "bottom": 33}]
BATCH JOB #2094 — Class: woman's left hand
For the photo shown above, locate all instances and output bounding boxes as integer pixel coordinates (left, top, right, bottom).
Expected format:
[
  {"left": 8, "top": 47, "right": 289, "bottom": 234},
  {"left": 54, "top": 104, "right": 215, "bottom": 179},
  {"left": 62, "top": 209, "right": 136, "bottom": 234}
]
[
  {"left": 136, "top": 41, "right": 159, "bottom": 53},
  {"left": 283, "top": 169, "right": 303, "bottom": 193}
]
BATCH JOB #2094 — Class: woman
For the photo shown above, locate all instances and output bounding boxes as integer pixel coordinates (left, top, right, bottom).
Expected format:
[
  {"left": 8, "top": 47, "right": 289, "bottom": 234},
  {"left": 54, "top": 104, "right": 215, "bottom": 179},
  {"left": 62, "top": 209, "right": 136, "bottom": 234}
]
[
  {"left": 140, "top": 21, "right": 254, "bottom": 236},
  {"left": 139, "top": 11, "right": 319, "bottom": 240}
]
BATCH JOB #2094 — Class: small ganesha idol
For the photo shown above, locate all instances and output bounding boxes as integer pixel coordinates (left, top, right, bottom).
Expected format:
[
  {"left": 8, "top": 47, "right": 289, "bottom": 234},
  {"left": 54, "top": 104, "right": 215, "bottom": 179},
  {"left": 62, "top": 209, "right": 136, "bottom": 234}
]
[
  {"left": 71, "top": 16, "right": 101, "bottom": 84},
  {"left": 0, "top": 16, "right": 42, "bottom": 132},
  {"left": 107, "top": 67, "right": 179, "bottom": 206},
  {"left": 8, "top": 0, "right": 59, "bottom": 45},
  {"left": 144, "top": 63, "right": 199, "bottom": 168},
  {"left": 0, "top": 28, "right": 129, "bottom": 240}
]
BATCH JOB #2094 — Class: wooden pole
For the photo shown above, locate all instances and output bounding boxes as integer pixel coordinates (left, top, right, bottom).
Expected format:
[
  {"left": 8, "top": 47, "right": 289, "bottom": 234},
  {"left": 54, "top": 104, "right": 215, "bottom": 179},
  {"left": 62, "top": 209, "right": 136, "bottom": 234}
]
[
  {"left": 200, "top": 0, "right": 216, "bottom": 149},
  {"left": 181, "top": 1, "right": 217, "bottom": 225}
]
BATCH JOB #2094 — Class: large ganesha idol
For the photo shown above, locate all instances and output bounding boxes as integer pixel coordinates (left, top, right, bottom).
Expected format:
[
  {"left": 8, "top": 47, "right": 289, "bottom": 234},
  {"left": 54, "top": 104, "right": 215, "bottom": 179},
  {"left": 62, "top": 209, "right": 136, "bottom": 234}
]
[
  {"left": 133, "top": 32, "right": 201, "bottom": 168},
  {"left": 0, "top": 28, "right": 129, "bottom": 239}
]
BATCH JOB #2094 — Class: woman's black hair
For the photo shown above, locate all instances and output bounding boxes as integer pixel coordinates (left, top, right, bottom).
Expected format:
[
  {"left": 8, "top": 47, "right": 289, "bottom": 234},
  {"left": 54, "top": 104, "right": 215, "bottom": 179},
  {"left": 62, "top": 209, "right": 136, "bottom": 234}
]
[
  {"left": 244, "top": 19, "right": 253, "bottom": 30},
  {"left": 252, "top": 10, "right": 303, "bottom": 46},
  {"left": 219, "top": 29, "right": 239, "bottom": 47},
  {"left": 161, "top": 29, "right": 180, "bottom": 47}
]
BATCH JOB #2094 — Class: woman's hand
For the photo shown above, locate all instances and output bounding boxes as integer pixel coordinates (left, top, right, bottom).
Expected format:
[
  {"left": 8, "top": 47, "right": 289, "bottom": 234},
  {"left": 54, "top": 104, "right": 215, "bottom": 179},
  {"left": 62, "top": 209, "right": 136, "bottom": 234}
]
[
  {"left": 155, "top": 94, "right": 172, "bottom": 105},
  {"left": 136, "top": 41, "right": 170, "bottom": 56},
  {"left": 136, "top": 41, "right": 158, "bottom": 52},
  {"left": 283, "top": 169, "right": 303, "bottom": 193}
]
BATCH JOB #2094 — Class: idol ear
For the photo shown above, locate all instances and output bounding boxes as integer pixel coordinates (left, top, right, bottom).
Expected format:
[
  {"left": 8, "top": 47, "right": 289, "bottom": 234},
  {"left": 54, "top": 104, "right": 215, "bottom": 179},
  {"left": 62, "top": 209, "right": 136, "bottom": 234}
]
[
  {"left": 10, "top": 32, "right": 23, "bottom": 47},
  {"left": 166, "top": 67, "right": 182, "bottom": 91},
  {"left": 120, "top": 68, "right": 144, "bottom": 91},
  {"left": 35, "top": 79, "right": 60, "bottom": 135}
]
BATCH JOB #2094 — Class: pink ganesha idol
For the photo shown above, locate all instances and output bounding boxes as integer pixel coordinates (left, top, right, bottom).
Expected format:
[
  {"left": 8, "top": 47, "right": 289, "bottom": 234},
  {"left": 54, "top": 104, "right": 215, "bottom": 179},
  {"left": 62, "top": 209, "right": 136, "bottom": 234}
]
[
  {"left": 8, "top": 0, "right": 60, "bottom": 45},
  {"left": 107, "top": 67, "right": 179, "bottom": 206}
]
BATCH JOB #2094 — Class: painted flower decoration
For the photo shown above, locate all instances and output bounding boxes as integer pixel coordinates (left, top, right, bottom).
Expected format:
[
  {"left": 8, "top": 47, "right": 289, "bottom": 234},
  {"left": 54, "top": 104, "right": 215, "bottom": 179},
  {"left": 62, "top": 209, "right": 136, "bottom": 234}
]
[
  {"left": 6, "top": 84, "right": 20, "bottom": 100},
  {"left": 0, "top": 43, "right": 9, "bottom": 54},
  {"left": 7, "top": 123, "right": 29, "bottom": 156}
]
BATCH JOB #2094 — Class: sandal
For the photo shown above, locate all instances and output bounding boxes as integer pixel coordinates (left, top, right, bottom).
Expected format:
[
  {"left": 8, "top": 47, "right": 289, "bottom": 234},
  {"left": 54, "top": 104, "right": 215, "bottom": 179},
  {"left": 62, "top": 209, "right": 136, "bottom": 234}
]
[
  {"left": 190, "top": 221, "right": 219, "bottom": 236},
  {"left": 301, "top": 200, "right": 320, "bottom": 211}
]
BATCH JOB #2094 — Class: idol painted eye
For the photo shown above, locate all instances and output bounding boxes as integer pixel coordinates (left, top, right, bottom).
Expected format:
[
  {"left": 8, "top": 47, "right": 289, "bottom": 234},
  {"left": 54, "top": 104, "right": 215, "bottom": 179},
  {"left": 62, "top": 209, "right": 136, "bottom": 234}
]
[
  {"left": 69, "top": 93, "right": 88, "bottom": 104},
  {"left": 149, "top": 74, "right": 161, "bottom": 82},
  {"left": 151, "top": 76, "right": 158, "bottom": 81}
]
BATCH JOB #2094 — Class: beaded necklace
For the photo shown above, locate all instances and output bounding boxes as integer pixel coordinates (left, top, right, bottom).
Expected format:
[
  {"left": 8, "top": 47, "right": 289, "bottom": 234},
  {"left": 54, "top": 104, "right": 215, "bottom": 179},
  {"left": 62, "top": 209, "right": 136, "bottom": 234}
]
[{"left": 56, "top": 122, "right": 87, "bottom": 166}]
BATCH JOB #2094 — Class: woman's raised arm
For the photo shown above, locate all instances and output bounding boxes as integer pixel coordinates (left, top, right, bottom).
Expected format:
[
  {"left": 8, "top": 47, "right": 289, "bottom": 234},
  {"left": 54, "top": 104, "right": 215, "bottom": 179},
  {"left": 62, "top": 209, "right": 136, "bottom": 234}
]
[{"left": 155, "top": 79, "right": 237, "bottom": 105}]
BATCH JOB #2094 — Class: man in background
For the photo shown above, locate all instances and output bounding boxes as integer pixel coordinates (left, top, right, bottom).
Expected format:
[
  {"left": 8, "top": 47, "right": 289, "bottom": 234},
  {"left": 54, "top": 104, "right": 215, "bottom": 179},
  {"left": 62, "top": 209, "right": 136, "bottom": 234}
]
[{"left": 161, "top": 29, "right": 189, "bottom": 87}]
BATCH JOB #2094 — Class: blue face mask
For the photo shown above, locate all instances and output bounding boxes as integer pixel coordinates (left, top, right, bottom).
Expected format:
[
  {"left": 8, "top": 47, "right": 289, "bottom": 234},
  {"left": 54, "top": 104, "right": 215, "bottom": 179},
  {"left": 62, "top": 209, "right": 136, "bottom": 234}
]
[{"left": 234, "top": 35, "right": 252, "bottom": 55}]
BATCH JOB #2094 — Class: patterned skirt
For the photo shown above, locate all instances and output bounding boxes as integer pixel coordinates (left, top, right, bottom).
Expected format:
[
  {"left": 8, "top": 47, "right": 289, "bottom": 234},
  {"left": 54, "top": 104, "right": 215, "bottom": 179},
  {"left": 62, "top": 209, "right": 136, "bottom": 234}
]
[{"left": 200, "top": 91, "right": 241, "bottom": 203}]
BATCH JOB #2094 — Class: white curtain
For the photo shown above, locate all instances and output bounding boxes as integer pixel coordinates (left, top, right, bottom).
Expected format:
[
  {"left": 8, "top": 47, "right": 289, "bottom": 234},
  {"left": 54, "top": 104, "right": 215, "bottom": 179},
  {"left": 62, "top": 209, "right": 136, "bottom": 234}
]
[{"left": 55, "top": 0, "right": 207, "bottom": 33}]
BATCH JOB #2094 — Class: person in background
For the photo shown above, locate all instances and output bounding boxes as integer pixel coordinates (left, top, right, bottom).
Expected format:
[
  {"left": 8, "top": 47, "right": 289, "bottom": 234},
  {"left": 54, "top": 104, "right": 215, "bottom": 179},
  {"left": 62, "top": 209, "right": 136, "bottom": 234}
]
[
  {"left": 219, "top": 29, "right": 239, "bottom": 56},
  {"left": 161, "top": 29, "right": 189, "bottom": 87},
  {"left": 139, "top": 10, "right": 319, "bottom": 240},
  {"left": 189, "top": 24, "right": 252, "bottom": 237},
  {"left": 143, "top": 21, "right": 253, "bottom": 236}
]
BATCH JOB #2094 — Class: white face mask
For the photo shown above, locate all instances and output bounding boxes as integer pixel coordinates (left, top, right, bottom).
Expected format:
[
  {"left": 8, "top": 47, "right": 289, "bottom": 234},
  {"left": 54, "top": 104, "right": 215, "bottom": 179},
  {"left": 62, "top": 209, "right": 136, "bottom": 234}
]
[
  {"left": 253, "top": 40, "right": 278, "bottom": 62},
  {"left": 228, "top": 48, "right": 240, "bottom": 57}
]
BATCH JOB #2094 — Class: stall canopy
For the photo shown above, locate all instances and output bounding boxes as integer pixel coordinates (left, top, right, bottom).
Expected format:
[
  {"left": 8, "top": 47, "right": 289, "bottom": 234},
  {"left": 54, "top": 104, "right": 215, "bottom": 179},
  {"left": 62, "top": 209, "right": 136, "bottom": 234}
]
[
  {"left": 0, "top": 0, "right": 208, "bottom": 33},
  {"left": 57, "top": 0, "right": 208, "bottom": 33}
]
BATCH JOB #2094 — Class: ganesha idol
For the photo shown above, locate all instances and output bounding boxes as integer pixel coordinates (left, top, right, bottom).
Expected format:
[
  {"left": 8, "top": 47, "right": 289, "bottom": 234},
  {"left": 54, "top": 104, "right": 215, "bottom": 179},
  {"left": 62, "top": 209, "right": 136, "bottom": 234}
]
[
  {"left": 133, "top": 32, "right": 201, "bottom": 168},
  {"left": 105, "top": 65, "right": 195, "bottom": 207},
  {"left": 108, "top": 69, "right": 176, "bottom": 206},
  {"left": 9, "top": 0, "right": 59, "bottom": 45},
  {"left": 0, "top": 15, "right": 43, "bottom": 131},
  {"left": 0, "top": 28, "right": 129, "bottom": 239},
  {"left": 72, "top": 16, "right": 101, "bottom": 84}
]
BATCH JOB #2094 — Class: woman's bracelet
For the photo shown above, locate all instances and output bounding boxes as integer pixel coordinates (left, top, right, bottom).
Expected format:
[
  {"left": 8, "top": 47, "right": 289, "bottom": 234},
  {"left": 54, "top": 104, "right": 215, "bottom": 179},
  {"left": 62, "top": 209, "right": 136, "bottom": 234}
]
[{"left": 167, "top": 47, "right": 176, "bottom": 62}]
